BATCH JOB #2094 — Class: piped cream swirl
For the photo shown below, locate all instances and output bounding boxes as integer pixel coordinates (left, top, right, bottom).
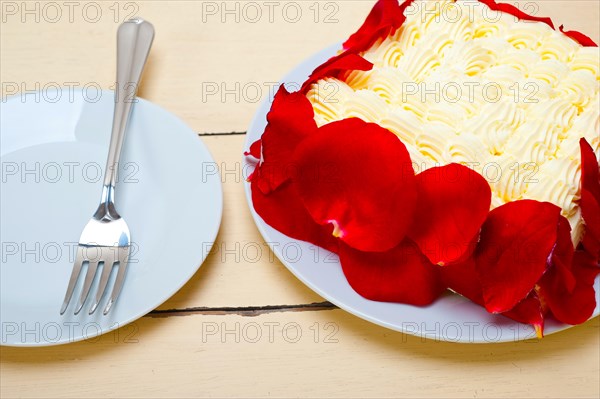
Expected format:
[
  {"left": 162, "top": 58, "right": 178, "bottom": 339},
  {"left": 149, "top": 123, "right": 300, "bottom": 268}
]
[{"left": 307, "top": 0, "right": 600, "bottom": 245}]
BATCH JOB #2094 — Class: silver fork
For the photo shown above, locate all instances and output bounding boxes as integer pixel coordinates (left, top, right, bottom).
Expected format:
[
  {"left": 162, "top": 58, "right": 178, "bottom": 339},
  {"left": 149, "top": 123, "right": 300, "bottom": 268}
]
[{"left": 60, "top": 18, "right": 154, "bottom": 316}]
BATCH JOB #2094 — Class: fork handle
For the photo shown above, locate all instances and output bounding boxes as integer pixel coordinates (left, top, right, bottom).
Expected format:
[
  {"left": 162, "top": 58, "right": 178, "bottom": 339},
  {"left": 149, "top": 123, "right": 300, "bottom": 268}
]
[{"left": 103, "top": 19, "right": 154, "bottom": 196}]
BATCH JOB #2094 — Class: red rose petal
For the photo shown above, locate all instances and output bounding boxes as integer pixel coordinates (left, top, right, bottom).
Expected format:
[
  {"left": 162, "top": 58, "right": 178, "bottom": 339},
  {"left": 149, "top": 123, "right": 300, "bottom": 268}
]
[
  {"left": 559, "top": 25, "right": 598, "bottom": 47},
  {"left": 503, "top": 292, "right": 545, "bottom": 337},
  {"left": 302, "top": 52, "right": 373, "bottom": 93},
  {"left": 292, "top": 118, "right": 417, "bottom": 252},
  {"left": 244, "top": 139, "right": 261, "bottom": 159},
  {"left": 581, "top": 191, "right": 600, "bottom": 258},
  {"left": 580, "top": 138, "right": 600, "bottom": 258},
  {"left": 549, "top": 216, "right": 577, "bottom": 292},
  {"left": 343, "top": 0, "right": 415, "bottom": 53},
  {"left": 441, "top": 256, "right": 546, "bottom": 335},
  {"left": 254, "top": 85, "right": 318, "bottom": 194},
  {"left": 441, "top": 257, "right": 483, "bottom": 304},
  {"left": 501, "top": 216, "right": 569, "bottom": 335},
  {"left": 475, "top": 200, "right": 561, "bottom": 313},
  {"left": 581, "top": 139, "right": 600, "bottom": 202},
  {"left": 408, "top": 164, "right": 491, "bottom": 266},
  {"left": 444, "top": 210, "right": 596, "bottom": 333},
  {"left": 251, "top": 178, "right": 339, "bottom": 254},
  {"left": 539, "top": 250, "right": 599, "bottom": 325},
  {"left": 478, "top": 0, "right": 554, "bottom": 29},
  {"left": 480, "top": 0, "right": 599, "bottom": 47},
  {"left": 244, "top": 140, "right": 262, "bottom": 181},
  {"left": 537, "top": 214, "right": 598, "bottom": 326},
  {"left": 339, "top": 239, "right": 444, "bottom": 305}
]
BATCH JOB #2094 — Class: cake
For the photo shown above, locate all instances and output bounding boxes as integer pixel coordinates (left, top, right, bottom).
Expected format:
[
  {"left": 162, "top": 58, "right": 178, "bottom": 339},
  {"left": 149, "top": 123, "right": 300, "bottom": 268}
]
[
  {"left": 246, "top": 0, "right": 600, "bottom": 336},
  {"left": 307, "top": 0, "right": 599, "bottom": 246}
]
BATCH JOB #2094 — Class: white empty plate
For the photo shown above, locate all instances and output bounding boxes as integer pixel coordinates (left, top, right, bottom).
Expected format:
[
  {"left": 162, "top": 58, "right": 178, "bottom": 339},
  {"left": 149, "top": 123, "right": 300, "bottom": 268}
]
[{"left": 1, "top": 89, "right": 222, "bottom": 346}]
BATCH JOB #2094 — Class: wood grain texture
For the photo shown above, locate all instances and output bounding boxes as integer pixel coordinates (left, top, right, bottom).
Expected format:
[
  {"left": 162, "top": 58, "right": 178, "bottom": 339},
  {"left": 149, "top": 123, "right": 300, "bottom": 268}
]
[
  {"left": 2, "top": 1, "right": 598, "bottom": 134},
  {"left": 1, "top": 1, "right": 599, "bottom": 398},
  {"left": 2, "top": 311, "right": 599, "bottom": 398}
]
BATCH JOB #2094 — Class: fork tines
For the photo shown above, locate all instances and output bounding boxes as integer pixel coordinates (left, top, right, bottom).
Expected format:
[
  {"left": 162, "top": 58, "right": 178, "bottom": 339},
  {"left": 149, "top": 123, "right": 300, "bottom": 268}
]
[{"left": 60, "top": 245, "right": 130, "bottom": 316}]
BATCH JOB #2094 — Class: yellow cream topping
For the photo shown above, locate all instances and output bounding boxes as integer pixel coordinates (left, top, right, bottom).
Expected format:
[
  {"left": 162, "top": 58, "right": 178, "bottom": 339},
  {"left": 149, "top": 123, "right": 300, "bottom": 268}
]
[{"left": 307, "top": 0, "right": 600, "bottom": 245}]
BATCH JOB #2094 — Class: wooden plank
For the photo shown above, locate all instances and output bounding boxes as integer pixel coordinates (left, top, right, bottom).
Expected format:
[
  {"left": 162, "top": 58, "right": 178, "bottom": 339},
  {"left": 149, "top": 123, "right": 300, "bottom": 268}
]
[
  {"left": 1, "top": 310, "right": 598, "bottom": 398},
  {"left": 0, "top": 0, "right": 375, "bottom": 133}
]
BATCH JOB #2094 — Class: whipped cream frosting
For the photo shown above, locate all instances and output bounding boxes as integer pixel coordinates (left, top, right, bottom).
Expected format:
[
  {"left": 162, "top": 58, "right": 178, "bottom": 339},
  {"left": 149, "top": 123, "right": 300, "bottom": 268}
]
[{"left": 307, "top": 0, "right": 600, "bottom": 245}]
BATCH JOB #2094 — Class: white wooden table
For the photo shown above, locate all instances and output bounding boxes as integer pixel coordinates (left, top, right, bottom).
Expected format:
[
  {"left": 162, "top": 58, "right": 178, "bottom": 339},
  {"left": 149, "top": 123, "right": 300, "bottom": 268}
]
[{"left": 1, "top": 1, "right": 599, "bottom": 397}]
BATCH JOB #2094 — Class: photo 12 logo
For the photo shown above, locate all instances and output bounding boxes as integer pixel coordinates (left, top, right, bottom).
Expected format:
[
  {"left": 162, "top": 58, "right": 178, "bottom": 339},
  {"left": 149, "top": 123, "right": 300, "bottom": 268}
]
[
  {"left": 200, "top": 1, "right": 340, "bottom": 24},
  {"left": 401, "top": 321, "right": 540, "bottom": 343},
  {"left": 201, "top": 240, "right": 339, "bottom": 265},
  {"left": 1, "top": 2, "right": 140, "bottom": 24},
  {"left": 1, "top": 81, "right": 103, "bottom": 103},
  {"left": 1, "top": 161, "right": 139, "bottom": 184},
  {"left": 403, "top": 0, "right": 542, "bottom": 24},
  {"left": 1, "top": 321, "right": 139, "bottom": 344},
  {"left": 200, "top": 321, "right": 340, "bottom": 344},
  {"left": 1, "top": 241, "right": 140, "bottom": 265}
]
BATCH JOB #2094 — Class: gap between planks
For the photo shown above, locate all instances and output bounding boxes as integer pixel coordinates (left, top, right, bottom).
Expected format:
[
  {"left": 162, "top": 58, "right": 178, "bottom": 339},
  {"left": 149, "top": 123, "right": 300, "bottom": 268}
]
[
  {"left": 197, "top": 131, "right": 246, "bottom": 137},
  {"left": 181, "top": 131, "right": 332, "bottom": 319},
  {"left": 147, "top": 302, "right": 337, "bottom": 318}
]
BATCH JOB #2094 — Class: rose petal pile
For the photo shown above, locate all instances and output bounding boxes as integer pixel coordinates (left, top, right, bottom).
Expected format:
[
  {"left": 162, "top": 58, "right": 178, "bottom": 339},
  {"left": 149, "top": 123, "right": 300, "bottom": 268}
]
[{"left": 246, "top": 0, "right": 600, "bottom": 337}]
